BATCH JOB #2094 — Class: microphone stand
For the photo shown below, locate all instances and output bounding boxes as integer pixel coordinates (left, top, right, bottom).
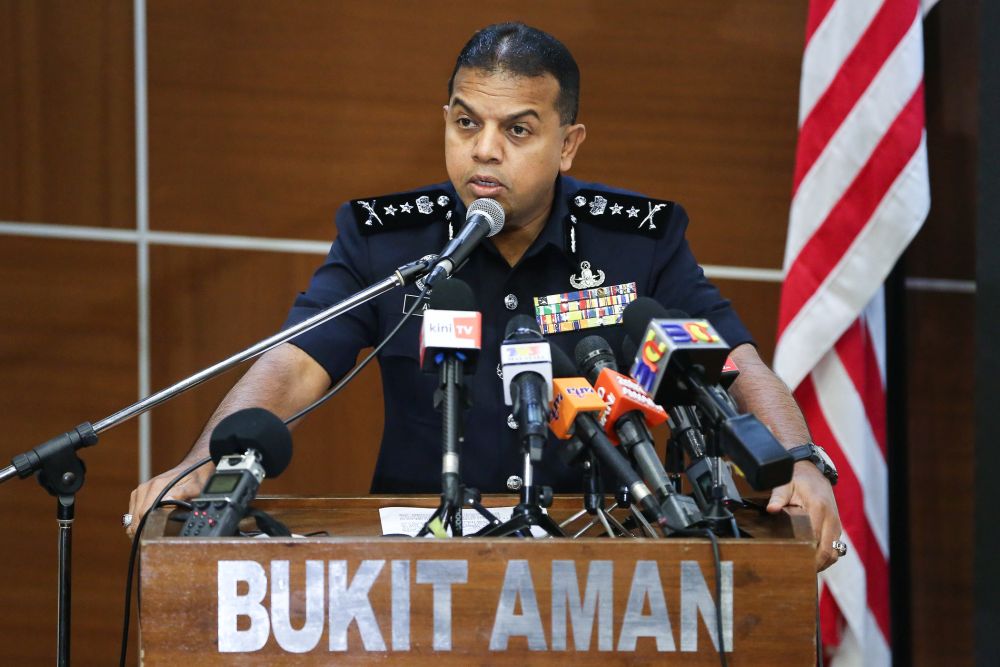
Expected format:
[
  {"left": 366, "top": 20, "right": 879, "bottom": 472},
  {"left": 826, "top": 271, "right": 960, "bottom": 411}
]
[
  {"left": 0, "top": 255, "right": 434, "bottom": 666},
  {"left": 678, "top": 405, "right": 740, "bottom": 537},
  {"left": 559, "top": 452, "right": 630, "bottom": 538},
  {"left": 417, "top": 352, "right": 500, "bottom": 537},
  {"left": 437, "top": 353, "right": 467, "bottom": 534},
  {"left": 481, "top": 449, "right": 565, "bottom": 537}
]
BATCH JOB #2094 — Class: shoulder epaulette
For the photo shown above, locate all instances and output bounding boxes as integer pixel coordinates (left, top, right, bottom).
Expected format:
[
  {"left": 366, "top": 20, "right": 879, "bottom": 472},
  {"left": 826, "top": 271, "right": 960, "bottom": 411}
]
[
  {"left": 567, "top": 188, "right": 675, "bottom": 240},
  {"left": 350, "top": 189, "right": 455, "bottom": 236}
]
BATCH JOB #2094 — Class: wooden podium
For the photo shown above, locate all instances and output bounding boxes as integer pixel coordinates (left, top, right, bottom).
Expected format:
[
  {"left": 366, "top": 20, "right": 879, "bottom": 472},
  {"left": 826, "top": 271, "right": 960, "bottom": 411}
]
[{"left": 139, "top": 495, "right": 817, "bottom": 665}]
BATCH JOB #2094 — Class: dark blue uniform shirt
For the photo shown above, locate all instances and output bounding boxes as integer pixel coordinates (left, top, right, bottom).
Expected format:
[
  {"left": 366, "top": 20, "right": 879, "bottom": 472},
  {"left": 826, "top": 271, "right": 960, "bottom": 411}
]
[{"left": 283, "top": 175, "right": 753, "bottom": 493}]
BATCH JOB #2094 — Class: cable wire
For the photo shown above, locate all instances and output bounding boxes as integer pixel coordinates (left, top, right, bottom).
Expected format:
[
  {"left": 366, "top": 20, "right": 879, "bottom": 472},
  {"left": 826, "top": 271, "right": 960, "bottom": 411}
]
[
  {"left": 283, "top": 283, "right": 430, "bottom": 425},
  {"left": 119, "top": 456, "right": 210, "bottom": 667},
  {"left": 118, "top": 283, "right": 429, "bottom": 663}
]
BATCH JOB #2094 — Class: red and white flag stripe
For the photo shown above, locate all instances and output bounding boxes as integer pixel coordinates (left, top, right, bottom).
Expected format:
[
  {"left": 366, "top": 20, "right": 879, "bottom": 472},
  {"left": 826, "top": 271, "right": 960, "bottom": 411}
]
[{"left": 774, "top": 0, "right": 938, "bottom": 664}]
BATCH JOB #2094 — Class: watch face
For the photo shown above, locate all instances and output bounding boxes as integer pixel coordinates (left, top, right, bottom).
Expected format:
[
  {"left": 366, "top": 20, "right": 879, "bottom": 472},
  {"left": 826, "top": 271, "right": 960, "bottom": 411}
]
[{"left": 813, "top": 445, "right": 836, "bottom": 472}]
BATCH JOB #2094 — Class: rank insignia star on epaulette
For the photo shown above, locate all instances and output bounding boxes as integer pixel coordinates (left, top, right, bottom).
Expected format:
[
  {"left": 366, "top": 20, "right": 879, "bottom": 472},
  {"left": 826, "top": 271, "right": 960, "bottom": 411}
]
[
  {"left": 569, "top": 189, "right": 674, "bottom": 239},
  {"left": 350, "top": 189, "right": 454, "bottom": 236}
]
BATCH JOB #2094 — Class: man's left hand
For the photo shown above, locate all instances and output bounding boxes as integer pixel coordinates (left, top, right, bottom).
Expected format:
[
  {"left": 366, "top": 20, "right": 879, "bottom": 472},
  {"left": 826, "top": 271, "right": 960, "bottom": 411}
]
[{"left": 767, "top": 461, "right": 843, "bottom": 572}]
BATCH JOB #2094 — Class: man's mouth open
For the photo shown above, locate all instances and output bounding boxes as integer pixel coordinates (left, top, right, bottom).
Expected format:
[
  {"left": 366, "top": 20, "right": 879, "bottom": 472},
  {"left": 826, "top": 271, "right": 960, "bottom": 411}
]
[{"left": 469, "top": 175, "right": 505, "bottom": 197}]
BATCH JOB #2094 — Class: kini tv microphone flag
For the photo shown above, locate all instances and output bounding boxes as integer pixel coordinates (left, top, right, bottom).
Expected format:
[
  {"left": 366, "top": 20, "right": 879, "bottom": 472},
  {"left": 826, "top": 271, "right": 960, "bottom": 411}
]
[
  {"left": 419, "top": 278, "right": 481, "bottom": 518},
  {"left": 419, "top": 279, "right": 482, "bottom": 373}
]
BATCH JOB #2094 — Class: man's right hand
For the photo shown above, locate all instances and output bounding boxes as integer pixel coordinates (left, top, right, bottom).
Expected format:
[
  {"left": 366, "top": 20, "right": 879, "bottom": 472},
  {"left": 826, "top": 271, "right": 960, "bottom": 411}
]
[
  {"left": 126, "top": 463, "right": 213, "bottom": 539},
  {"left": 123, "top": 345, "right": 331, "bottom": 540}
]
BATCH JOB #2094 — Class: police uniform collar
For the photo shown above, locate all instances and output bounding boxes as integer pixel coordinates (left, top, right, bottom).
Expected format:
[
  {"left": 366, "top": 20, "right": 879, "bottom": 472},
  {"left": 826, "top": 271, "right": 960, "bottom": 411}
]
[
  {"left": 500, "top": 174, "right": 576, "bottom": 264},
  {"left": 445, "top": 175, "right": 575, "bottom": 265},
  {"left": 537, "top": 174, "right": 574, "bottom": 257}
]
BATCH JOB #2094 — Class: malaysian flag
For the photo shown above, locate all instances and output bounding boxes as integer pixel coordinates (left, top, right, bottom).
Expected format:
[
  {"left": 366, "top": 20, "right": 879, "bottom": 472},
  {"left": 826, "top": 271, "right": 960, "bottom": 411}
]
[{"left": 773, "top": 0, "right": 938, "bottom": 664}]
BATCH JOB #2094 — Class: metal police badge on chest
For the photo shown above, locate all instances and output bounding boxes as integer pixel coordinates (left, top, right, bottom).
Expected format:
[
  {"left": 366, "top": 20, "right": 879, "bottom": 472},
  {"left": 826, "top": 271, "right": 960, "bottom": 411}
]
[{"left": 533, "top": 282, "right": 637, "bottom": 335}]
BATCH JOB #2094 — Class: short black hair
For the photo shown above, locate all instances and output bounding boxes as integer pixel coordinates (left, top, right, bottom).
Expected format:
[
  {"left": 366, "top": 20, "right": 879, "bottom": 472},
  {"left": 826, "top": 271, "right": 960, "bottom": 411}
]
[{"left": 448, "top": 22, "right": 580, "bottom": 125}]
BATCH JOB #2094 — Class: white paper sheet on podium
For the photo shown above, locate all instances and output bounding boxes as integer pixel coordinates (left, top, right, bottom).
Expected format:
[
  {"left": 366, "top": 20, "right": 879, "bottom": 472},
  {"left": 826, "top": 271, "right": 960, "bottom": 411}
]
[{"left": 378, "top": 506, "right": 551, "bottom": 538}]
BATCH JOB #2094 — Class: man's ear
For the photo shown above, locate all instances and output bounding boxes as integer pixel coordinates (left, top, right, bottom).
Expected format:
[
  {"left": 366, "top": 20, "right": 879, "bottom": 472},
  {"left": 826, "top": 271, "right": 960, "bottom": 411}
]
[
  {"left": 560, "top": 123, "right": 587, "bottom": 172},
  {"left": 442, "top": 105, "right": 450, "bottom": 123}
]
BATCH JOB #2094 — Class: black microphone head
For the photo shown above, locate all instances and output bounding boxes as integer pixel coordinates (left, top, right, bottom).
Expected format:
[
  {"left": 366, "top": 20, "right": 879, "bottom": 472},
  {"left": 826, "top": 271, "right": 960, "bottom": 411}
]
[
  {"left": 622, "top": 335, "right": 638, "bottom": 365},
  {"left": 209, "top": 408, "right": 293, "bottom": 478},
  {"left": 427, "top": 277, "right": 476, "bottom": 311},
  {"left": 467, "top": 198, "right": 505, "bottom": 236},
  {"left": 622, "top": 297, "right": 695, "bottom": 342},
  {"left": 549, "top": 342, "right": 578, "bottom": 378},
  {"left": 504, "top": 313, "right": 543, "bottom": 341},
  {"left": 622, "top": 297, "right": 669, "bottom": 343},
  {"left": 574, "top": 335, "right": 618, "bottom": 383}
]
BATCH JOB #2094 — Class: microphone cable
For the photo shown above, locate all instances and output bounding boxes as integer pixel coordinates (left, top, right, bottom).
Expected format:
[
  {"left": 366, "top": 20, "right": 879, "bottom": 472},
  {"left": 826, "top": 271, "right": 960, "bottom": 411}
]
[
  {"left": 666, "top": 525, "right": 727, "bottom": 667},
  {"left": 117, "top": 281, "right": 432, "bottom": 663},
  {"left": 118, "top": 283, "right": 430, "bottom": 663},
  {"left": 119, "top": 456, "right": 211, "bottom": 667},
  {"left": 282, "top": 282, "right": 431, "bottom": 426}
]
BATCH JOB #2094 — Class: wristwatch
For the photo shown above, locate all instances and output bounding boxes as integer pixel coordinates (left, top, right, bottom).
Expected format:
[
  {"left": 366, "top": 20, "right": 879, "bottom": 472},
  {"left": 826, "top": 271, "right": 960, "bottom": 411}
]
[{"left": 787, "top": 443, "right": 838, "bottom": 486}]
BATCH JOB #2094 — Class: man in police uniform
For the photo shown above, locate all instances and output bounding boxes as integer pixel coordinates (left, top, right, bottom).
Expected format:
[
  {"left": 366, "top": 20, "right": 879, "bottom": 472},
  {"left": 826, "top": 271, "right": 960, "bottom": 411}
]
[{"left": 128, "top": 22, "right": 842, "bottom": 570}]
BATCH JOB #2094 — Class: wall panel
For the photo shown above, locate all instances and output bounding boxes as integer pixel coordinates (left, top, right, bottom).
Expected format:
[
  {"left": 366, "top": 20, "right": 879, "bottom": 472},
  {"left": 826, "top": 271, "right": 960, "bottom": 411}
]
[
  {"left": 0, "top": 237, "right": 138, "bottom": 664},
  {"left": 0, "top": 1, "right": 980, "bottom": 665},
  {"left": 147, "top": 0, "right": 805, "bottom": 273},
  {"left": 907, "top": 290, "right": 975, "bottom": 667},
  {"left": 0, "top": 1, "right": 134, "bottom": 228},
  {"left": 148, "top": 245, "right": 382, "bottom": 495}
]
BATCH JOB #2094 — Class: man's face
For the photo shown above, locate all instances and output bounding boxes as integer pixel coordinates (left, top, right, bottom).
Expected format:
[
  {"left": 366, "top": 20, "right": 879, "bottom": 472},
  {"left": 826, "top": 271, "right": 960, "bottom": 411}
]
[{"left": 444, "top": 67, "right": 586, "bottom": 230}]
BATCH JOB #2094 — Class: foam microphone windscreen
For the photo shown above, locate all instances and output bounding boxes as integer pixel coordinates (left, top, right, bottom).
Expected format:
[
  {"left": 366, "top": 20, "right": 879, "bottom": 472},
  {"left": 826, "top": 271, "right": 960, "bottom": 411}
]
[
  {"left": 208, "top": 407, "right": 293, "bottom": 478},
  {"left": 427, "top": 276, "right": 476, "bottom": 311},
  {"left": 622, "top": 335, "right": 638, "bottom": 363},
  {"left": 574, "top": 335, "right": 618, "bottom": 384}
]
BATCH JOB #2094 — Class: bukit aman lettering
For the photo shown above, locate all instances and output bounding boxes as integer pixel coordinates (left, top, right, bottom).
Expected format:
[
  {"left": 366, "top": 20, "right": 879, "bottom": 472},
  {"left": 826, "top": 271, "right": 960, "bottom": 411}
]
[{"left": 217, "top": 558, "right": 733, "bottom": 653}]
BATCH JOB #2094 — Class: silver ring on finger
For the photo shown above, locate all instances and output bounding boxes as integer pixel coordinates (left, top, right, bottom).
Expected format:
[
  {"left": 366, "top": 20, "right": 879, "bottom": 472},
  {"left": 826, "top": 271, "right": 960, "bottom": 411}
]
[
  {"left": 122, "top": 513, "right": 133, "bottom": 528},
  {"left": 832, "top": 539, "right": 847, "bottom": 557}
]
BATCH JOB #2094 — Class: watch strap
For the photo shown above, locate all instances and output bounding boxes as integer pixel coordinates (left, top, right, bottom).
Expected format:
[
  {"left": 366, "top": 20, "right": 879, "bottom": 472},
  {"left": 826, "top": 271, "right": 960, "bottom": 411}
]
[{"left": 787, "top": 443, "right": 838, "bottom": 485}]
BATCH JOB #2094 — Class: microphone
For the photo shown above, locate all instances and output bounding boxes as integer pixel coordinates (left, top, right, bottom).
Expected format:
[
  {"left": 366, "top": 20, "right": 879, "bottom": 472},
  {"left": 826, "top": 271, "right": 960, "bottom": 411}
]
[
  {"left": 623, "top": 333, "right": 743, "bottom": 515},
  {"left": 501, "top": 315, "right": 552, "bottom": 463},
  {"left": 574, "top": 335, "right": 702, "bottom": 529},
  {"left": 420, "top": 278, "right": 482, "bottom": 373},
  {"left": 621, "top": 298, "right": 793, "bottom": 490},
  {"left": 547, "top": 344, "right": 669, "bottom": 533},
  {"left": 720, "top": 355, "right": 740, "bottom": 389},
  {"left": 575, "top": 336, "right": 670, "bottom": 486},
  {"left": 424, "top": 198, "right": 505, "bottom": 287},
  {"left": 420, "top": 278, "right": 481, "bottom": 511},
  {"left": 181, "top": 408, "right": 292, "bottom": 537}
]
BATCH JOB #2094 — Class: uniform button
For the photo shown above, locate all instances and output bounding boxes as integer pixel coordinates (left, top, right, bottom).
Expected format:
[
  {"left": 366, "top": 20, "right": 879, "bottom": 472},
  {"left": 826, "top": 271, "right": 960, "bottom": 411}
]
[
  {"left": 507, "top": 413, "right": 519, "bottom": 430},
  {"left": 504, "top": 294, "right": 519, "bottom": 310}
]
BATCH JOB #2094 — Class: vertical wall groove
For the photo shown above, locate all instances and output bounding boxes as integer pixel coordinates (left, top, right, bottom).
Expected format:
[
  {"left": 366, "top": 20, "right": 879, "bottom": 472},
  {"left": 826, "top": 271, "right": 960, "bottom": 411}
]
[{"left": 134, "top": 0, "right": 151, "bottom": 482}]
